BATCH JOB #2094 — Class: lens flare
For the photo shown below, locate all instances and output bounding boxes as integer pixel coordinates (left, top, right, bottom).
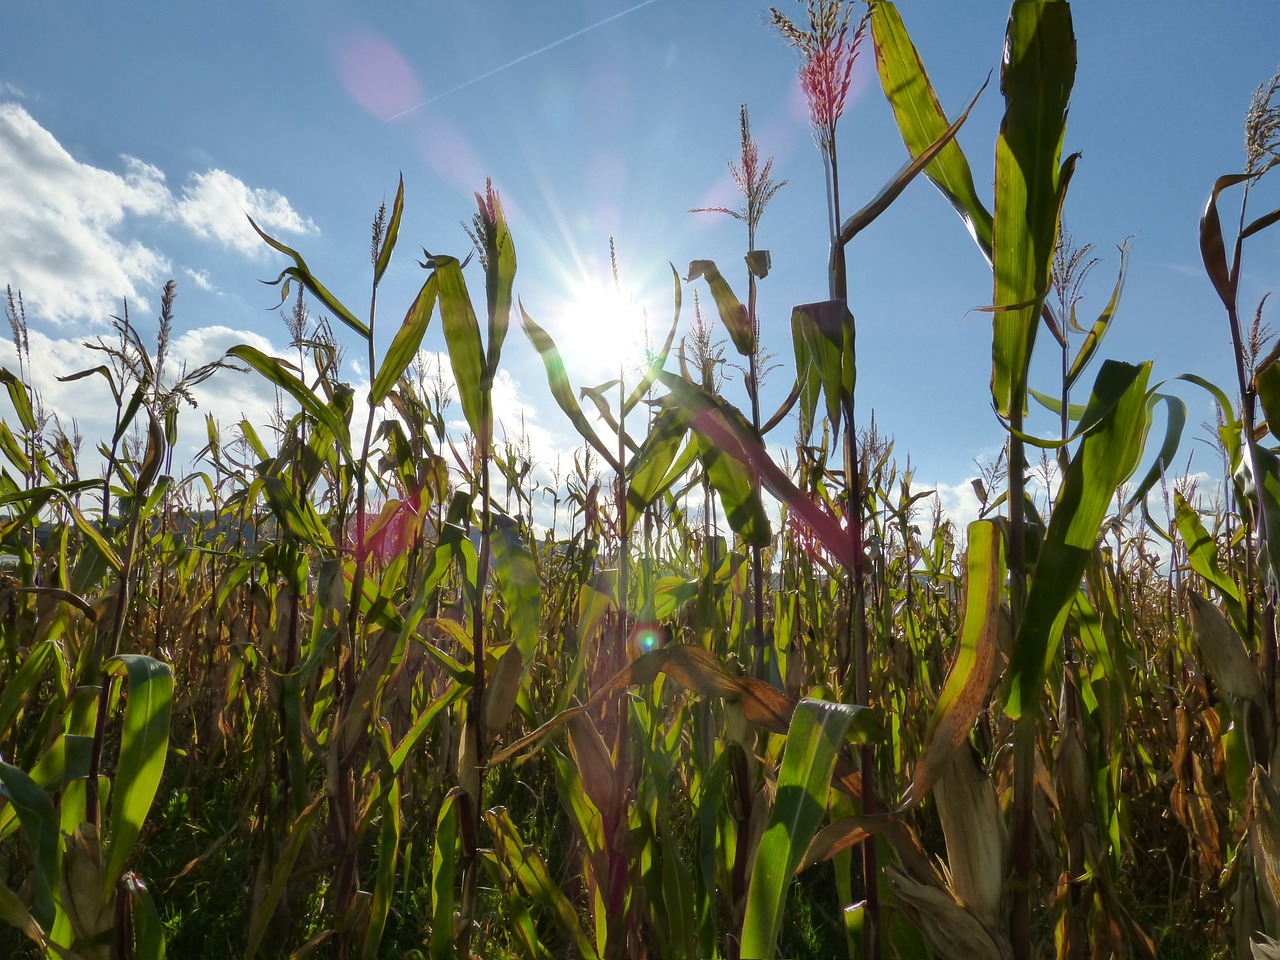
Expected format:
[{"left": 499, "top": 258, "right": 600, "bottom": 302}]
[{"left": 631, "top": 623, "right": 664, "bottom": 654}]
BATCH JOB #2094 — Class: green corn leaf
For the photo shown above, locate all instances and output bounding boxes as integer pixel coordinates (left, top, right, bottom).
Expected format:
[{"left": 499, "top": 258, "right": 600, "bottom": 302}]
[
  {"left": 103, "top": 654, "right": 173, "bottom": 892},
  {"left": 1175, "top": 491, "right": 1247, "bottom": 632},
  {"left": 374, "top": 174, "right": 405, "bottom": 287},
  {"left": 236, "top": 418, "right": 271, "bottom": 462},
  {"left": 486, "top": 806, "right": 597, "bottom": 960},
  {"left": 262, "top": 475, "right": 333, "bottom": 547},
  {"left": 248, "top": 216, "right": 370, "bottom": 339},
  {"left": 1258, "top": 358, "right": 1280, "bottom": 440},
  {"left": 1005, "top": 360, "right": 1151, "bottom": 718},
  {"left": 226, "top": 345, "right": 353, "bottom": 462},
  {"left": 791, "top": 301, "right": 855, "bottom": 444},
  {"left": 244, "top": 798, "right": 323, "bottom": 960},
  {"left": 0, "top": 369, "right": 36, "bottom": 434},
  {"left": 68, "top": 500, "right": 123, "bottom": 573},
  {"left": 904, "top": 520, "right": 1004, "bottom": 807},
  {"left": 1066, "top": 241, "right": 1129, "bottom": 389},
  {"left": 0, "top": 421, "right": 31, "bottom": 475},
  {"left": 687, "top": 259, "right": 753, "bottom": 357},
  {"left": 120, "top": 873, "right": 166, "bottom": 960},
  {"left": 686, "top": 402, "right": 772, "bottom": 548},
  {"left": 371, "top": 272, "right": 438, "bottom": 405},
  {"left": 491, "top": 514, "right": 541, "bottom": 665},
  {"left": 0, "top": 641, "right": 59, "bottom": 741},
  {"left": 624, "top": 405, "right": 698, "bottom": 533},
  {"left": 991, "top": 1, "right": 1076, "bottom": 419},
  {"left": 1124, "top": 392, "right": 1187, "bottom": 519},
  {"left": 430, "top": 788, "right": 460, "bottom": 960},
  {"left": 1029, "top": 388, "right": 1087, "bottom": 422},
  {"left": 838, "top": 75, "right": 989, "bottom": 248},
  {"left": 477, "top": 184, "right": 517, "bottom": 377},
  {"left": 741, "top": 698, "right": 867, "bottom": 959},
  {"left": 658, "top": 373, "right": 856, "bottom": 569},
  {"left": 520, "top": 303, "right": 621, "bottom": 471},
  {"left": 871, "top": 2, "right": 994, "bottom": 258},
  {"left": 0, "top": 761, "right": 59, "bottom": 928},
  {"left": 389, "top": 682, "right": 464, "bottom": 775},
  {"left": 429, "top": 253, "right": 490, "bottom": 447}
]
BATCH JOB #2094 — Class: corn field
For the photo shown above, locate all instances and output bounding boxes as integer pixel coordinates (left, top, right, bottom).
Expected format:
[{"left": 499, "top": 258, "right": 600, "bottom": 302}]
[{"left": 3, "top": 2, "right": 1280, "bottom": 958}]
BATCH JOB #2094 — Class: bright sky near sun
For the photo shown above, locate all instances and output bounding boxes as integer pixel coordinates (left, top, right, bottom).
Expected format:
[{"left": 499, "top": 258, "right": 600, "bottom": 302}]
[{"left": 1, "top": 1, "right": 1278, "bottom": 528}]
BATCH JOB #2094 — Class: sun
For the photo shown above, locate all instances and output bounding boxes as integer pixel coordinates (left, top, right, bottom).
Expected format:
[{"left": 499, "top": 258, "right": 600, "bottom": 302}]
[{"left": 554, "top": 276, "right": 652, "bottom": 382}]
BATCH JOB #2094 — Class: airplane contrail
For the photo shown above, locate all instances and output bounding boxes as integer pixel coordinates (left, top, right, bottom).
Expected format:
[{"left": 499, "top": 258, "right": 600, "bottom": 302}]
[{"left": 389, "top": 0, "right": 661, "bottom": 120}]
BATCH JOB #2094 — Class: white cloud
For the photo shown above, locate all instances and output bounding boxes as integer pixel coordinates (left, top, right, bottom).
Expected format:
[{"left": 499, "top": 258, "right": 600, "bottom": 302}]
[
  {"left": 0, "top": 103, "right": 172, "bottom": 323},
  {"left": 182, "top": 267, "right": 216, "bottom": 292},
  {"left": 0, "top": 323, "right": 288, "bottom": 484},
  {"left": 0, "top": 103, "right": 314, "bottom": 326},
  {"left": 175, "top": 168, "right": 316, "bottom": 258},
  {"left": 930, "top": 479, "right": 984, "bottom": 534}
]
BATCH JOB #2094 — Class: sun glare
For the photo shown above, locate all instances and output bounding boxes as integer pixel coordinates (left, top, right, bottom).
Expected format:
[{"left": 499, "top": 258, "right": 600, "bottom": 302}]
[{"left": 556, "top": 277, "right": 652, "bottom": 380}]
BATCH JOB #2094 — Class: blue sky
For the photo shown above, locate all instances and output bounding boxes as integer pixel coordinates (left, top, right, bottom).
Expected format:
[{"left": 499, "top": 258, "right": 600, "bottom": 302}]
[{"left": 2, "top": 1, "right": 1278, "bottom": 527}]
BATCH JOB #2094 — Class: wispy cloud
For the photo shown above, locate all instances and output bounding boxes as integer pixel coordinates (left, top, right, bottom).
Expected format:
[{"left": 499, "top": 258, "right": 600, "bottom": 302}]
[{"left": 182, "top": 267, "right": 216, "bottom": 292}]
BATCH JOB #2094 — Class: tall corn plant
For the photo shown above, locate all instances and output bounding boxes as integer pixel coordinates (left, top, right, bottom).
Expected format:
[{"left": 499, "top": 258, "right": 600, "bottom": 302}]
[
  {"left": 1190, "top": 64, "right": 1280, "bottom": 953},
  {"left": 866, "top": 3, "right": 1160, "bottom": 956},
  {"left": 0, "top": 296, "right": 204, "bottom": 958}
]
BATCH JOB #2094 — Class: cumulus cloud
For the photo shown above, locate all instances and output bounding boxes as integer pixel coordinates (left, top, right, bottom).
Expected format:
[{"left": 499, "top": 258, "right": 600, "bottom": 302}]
[
  {"left": 0, "top": 103, "right": 313, "bottom": 326},
  {"left": 0, "top": 104, "right": 172, "bottom": 323},
  {"left": 175, "top": 169, "right": 316, "bottom": 258},
  {"left": 930, "top": 479, "right": 985, "bottom": 533}
]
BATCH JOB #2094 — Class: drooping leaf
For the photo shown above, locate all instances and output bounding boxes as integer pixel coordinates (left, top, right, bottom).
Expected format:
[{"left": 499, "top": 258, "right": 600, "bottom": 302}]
[
  {"left": 1066, "top": 240, "right": 1130, "bottom": 389},
  {"left": 687, "top": 260, "right": 752, "bottom": 357},
  {"left": 226, "top": 345, "right": 353, "bottom": 461},
  {"left": 248, "top": 217, "right": 370, "bottom": 339},
  {"left": 870, "top": 2, "right": 994, "bottom": 258},
  {"left": 1199, "top": 173, "right": 1253, "bottom": 311},
  {"left": 838, "top": 75, "right": 989, "bottom": 247},
  {"left": 520, "top": 303, "right": 620, "bottom": 471},
  {"left": 1258, "top": 358, "right": 1280, "bottom": 440},
  {"left": 1124, "top": 392, "right": 1187, "bottom": 520},
  {"left": 658, "top": 374, "right": 856, "bottom": 569},
  {"left": 791, "top": 300, "right": 855, "bottom": 444}
]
